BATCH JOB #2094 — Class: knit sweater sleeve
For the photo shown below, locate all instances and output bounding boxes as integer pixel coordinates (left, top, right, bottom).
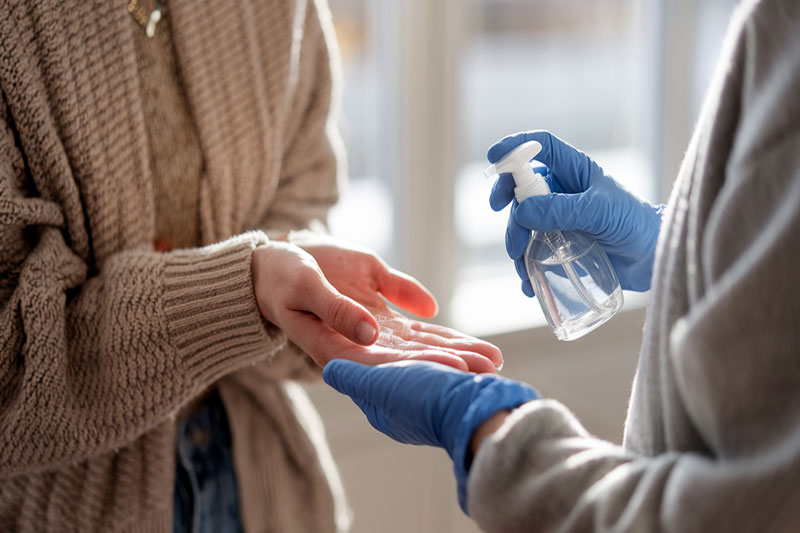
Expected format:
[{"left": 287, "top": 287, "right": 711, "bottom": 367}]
[
  {"left": 466, "top": 1, "right": 800, "bottom": 531},
  {"left": 0, "top": 97, "right": 284, "bottom": 476},
  {"left": 260, "top": 0, "right": 343, "bottom": 234}
]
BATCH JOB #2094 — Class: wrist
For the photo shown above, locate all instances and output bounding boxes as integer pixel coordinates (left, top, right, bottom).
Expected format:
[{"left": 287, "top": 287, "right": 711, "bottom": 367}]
[
  {"left": 251, "top": 243, "right": 289, "bottom": 323},
  {"left": 469, "top": 410, "right": 511, "bottom": 457},
  {"left": 449, "top": 377, "right": 538, "bottom": 513}
]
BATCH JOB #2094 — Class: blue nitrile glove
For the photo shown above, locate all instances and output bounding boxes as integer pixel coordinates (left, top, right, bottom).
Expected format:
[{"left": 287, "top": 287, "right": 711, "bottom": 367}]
[
  {"left": 322, "top": 360, "right": 538, "bottom": 513},
  {"left": 488, "top": 130, "right": 665, "bottom": 295}
]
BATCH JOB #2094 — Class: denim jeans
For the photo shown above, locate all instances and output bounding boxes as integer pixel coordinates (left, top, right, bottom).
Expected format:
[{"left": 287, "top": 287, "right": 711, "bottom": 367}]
[{"left": 173, "top": 390, "right": 244, "bottom": 533}]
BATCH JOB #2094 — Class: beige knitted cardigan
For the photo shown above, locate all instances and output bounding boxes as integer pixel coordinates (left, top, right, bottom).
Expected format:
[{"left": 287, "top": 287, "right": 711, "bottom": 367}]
[{"left": 0, "top": 0, "right": 351, "bottom": 531}]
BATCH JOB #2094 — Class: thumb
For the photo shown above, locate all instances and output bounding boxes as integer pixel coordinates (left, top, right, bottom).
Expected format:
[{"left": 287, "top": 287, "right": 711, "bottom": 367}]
[
  {"left": 301, "top": 277, "right": 380, "bottom": 346},
  {"left": 515, "top": 192, "right": 607, "bottom": 235},
  {"left": 323, "top": 361, "right": 410, "bottom": 443},
  {"left": 323, "top": 359, "right": 370, "bottom": 396}
]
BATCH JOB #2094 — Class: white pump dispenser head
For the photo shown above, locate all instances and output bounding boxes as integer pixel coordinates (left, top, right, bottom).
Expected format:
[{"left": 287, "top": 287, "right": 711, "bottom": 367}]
[{"left": 483, "top": 141, "right": 550, "bottom": 203}]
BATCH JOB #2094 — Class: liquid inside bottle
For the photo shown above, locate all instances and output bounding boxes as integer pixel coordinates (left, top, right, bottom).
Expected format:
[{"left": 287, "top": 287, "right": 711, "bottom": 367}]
[{"left": 525, "top": 229, "right": 623, "bottom": 341}]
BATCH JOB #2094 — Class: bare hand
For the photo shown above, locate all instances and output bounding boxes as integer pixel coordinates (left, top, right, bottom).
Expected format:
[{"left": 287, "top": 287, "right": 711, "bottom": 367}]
[
  {"left": 289, "top": 232, "right": 503, "bottom": 373},
  {"left": 252, "top": 241, "right": 380, "bottom": 368}
]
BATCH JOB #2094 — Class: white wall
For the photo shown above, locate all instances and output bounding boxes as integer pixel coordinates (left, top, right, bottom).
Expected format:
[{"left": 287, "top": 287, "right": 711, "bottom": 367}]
[{"left": 305, "top": 308, "right": 645, "bottom": 532}]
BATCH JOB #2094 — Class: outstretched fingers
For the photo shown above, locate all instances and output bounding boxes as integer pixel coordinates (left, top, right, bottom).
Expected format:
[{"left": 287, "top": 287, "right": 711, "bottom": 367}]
[
  {"left": 290, "top": 312, "right": 478, "bottom": 372},
  {"left": 406, "top": 321, "right": 503, "bottom": 370},
  {"left": 361, "top": 347, "right": 471, "bottom": 372}
]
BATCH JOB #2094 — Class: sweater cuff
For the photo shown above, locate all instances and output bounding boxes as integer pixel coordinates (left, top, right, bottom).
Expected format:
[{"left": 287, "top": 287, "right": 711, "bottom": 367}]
[
  {"left": 466, "top": 399, "right": 588, "bottom": 516},
  {"left": 161, "top": 231, "right": 284, "bottom": 386},
  {"left": 454, "top": 382, "right": 538, "bottom": 514}
]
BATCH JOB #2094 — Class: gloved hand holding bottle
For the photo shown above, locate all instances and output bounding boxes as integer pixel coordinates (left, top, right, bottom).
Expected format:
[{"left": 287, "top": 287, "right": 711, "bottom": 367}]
[
  {"left": 488, "top": 130, "right": 665, "bottom": 297},
  {"left": 322, "top": 359, "right": 537, "bottom": 512}
]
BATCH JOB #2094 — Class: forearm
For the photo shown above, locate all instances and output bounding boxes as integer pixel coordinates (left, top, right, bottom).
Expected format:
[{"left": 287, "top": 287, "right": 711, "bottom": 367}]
[
  {"left": 467, "top": 399, "right": 800, "bottom": 532},
  {"left": 1, "top": 229, "right": 281, "bottom": 475}
]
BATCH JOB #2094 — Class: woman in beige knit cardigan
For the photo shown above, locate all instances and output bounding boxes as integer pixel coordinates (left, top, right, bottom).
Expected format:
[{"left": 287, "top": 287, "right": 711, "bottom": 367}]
[{"left": 0, "top": 0, "right": 502, "bottom": 531}]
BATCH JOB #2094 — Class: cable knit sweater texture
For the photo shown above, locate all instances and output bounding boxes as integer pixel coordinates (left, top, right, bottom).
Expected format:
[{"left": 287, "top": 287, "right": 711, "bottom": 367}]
[
  {"left": 131, "top": 4, "right": 204, "bottom": 252},
  {"left": 0, "top": 0, "right": 349, "bottom": 531}
]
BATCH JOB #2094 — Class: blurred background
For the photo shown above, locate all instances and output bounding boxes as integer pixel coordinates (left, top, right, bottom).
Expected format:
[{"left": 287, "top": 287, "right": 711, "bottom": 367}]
[{"left": 304, "top": 0, "right": 740, "bottom": 531}]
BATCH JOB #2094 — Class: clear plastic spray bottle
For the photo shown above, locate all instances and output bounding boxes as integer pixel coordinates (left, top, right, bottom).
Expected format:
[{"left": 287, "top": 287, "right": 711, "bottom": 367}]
[{"left": 484, "top": 141, "right": 623, "bottom": 341}]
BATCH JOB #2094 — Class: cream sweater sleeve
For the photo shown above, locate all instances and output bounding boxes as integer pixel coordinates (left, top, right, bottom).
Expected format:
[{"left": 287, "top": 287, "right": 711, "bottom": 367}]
[{"left": 0, "top": 94, "right": 284, "bottom": 476}]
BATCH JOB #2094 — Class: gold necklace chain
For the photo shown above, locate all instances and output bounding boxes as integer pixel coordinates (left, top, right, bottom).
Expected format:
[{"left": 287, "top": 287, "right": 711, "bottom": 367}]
[{"left": 127, "top": 0, "right": 165, "bottom": 38}]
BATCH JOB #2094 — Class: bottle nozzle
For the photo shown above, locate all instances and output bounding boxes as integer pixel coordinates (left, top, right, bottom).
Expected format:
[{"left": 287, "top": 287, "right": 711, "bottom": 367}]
[
  {"left": 481, "top": 166, "right": 499, "bottom": 180},
  {"left": 482, "top": 140, "right": 550, "bottom": 202}
]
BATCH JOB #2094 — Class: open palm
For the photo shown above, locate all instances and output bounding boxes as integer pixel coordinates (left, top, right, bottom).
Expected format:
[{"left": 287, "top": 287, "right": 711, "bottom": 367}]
[{"left": 289, "top": 232, "right": 503, "bottom": 373}]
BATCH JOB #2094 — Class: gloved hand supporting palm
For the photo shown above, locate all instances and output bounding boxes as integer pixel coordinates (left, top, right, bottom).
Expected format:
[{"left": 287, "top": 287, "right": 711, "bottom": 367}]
[
  {"left": 488, "top": 130, "right": 665, "bottom": 295},
  {"left": 323, "top": 360, "right": 537, "bottom": 512}
]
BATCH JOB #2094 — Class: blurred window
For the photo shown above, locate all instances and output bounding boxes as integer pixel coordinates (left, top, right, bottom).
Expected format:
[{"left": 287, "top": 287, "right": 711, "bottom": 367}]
[
  {"left": 327, "top": 0, "right": 735, "bottom": 336},
  {"left": 327, "top": 1, "right": 393, "bottom": 260},
  {"left": 454, "top": 0, "right": 652, "bottom": 333}
]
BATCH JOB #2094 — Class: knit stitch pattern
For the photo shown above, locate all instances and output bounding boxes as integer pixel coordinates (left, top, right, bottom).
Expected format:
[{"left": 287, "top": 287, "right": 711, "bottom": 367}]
[{"left": 0, "top": 0, "right": 344, "bottom": 530}]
